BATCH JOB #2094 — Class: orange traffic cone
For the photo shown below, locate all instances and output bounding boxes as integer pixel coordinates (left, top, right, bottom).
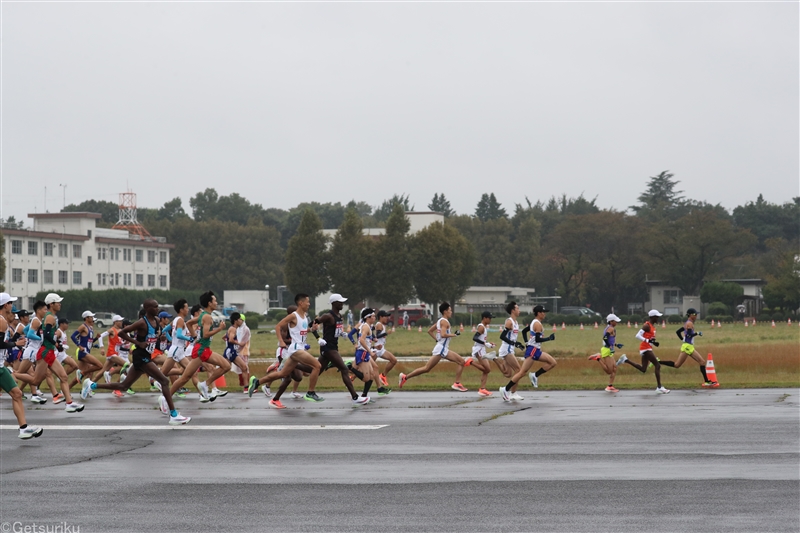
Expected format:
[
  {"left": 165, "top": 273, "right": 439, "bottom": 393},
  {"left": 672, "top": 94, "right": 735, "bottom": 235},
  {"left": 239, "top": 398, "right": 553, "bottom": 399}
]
[
  {"left": 471, "top": 325, "right": 476, "bottom": 333},
  {"left": 418, "top": 326, "right": 422, "bottom": 332},
  {"left": 391, "top": 326, "right": 395, "bottom": 333},
  {"left": 634, "top": 322, "right": 638, "bottom": 328},
  {"left": 214, "top": 375, "right": 227, "bottom": 389},
  {"left": 662, "top": 321, "right": 666, "bottom": 328},
  {"left": 710, "top": 319, "right": 715, "bottom": 327},
  {"left": 788, "top": 318, "right": 792, "bottom": 326},
  {"left": 753, "top": 318, "right": 757, "bottom": 325},
  {"left": 460, "top": 323, "right": 464, "bottom": 332},
  {"left": 771, "top": 320, "right": 776, "bottom": 328},
  {"left": 627, "top": 321, "right": 631, "bottom": 328},
  {"left": 580, "top": 323, "right": 584, "bottom": 330},
  {"left": 594, "top": 322, "right": 599, "bottom": 329},
  {"left": 744, "top": 320, "right": 749, "bottom": 327},
  {"left": 561, "top": 322, "right": 566, "bottom": 330},
  {"left": 705, "top": 353, "right": 719, "bottom": 385},
  {"left": 552, "top": 324, "right": 557, "bottom": 332}
]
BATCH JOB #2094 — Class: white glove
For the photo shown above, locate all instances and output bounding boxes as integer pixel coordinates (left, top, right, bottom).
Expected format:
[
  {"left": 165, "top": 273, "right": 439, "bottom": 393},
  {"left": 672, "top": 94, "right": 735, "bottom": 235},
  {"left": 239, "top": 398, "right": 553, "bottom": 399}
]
[
  {"left": 487, "top": 342, "right": 496, "bottom": 349},
  {"left": 318, "top": 338, "right": 327, "bottom": 347}
]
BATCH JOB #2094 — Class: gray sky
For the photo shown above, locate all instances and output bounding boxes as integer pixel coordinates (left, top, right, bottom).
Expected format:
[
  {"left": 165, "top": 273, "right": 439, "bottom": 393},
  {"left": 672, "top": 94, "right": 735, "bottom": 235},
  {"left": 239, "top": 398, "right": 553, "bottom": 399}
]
[{"left": 2, "top": 1, "right": 798, "bottom": 225}]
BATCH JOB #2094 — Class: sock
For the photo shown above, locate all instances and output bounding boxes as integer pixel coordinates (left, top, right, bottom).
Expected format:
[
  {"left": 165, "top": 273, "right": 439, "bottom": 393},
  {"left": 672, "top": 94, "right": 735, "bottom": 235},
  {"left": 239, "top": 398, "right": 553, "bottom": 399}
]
[
  {"left": 20, "top": 424, "right": 27, "bottom": 430},
  {"left": 505, "top": 380, "right": 515, "bottom": 390},
  {"left": 700, "top": 365, "right": 708, "bottom": 381},
  {"left": 170, "top": 409, "right": 177, "bottom": 417},
  {"left": 351, "top": 367, "right": 364, "bottom": 380},
  {"left": 362, "top": 380, "right": 373, "bottom": 396},
  {"left": 90, "top": 382, "right": 97, "bottom": 390},
  {"left": 660, "top": 361, "right": 676, "bottom": 367},
  {"left": 535, "top": 368, "right": 547, "bottom": 377}
]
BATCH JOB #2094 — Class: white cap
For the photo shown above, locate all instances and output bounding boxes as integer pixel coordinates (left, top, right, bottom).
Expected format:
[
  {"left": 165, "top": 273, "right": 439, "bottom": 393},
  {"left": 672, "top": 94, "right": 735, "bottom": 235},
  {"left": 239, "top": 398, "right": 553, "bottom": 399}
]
[
  {"left": 648, "top": 309, "right": 663, "bottom": 317},
  {"left": 44, "top": 293, "right": 63, "bottom": 304},
  {"left": 0, "top": 293, "right": 18, "bottom": 306},
  {"left": 112, "top": 314, "right": 124, "bottom": 322},
  {"left": 82, "top": 310, "right": 96, "bottom": 319},
  {"left": 606, "top": 313, "right": 622, "bottom": 323},
  {"left": 329, "top": 293, "right": 348, "bottom": 304}
]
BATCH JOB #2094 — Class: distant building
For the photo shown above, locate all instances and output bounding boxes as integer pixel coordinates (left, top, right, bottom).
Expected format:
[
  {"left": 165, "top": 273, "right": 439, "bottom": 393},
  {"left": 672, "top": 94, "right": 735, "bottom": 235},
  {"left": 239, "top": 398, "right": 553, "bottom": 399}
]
[
  {"left": 453, "top": 286, "right": 542, "bottom": 314},
  {"left": 645, "top": 278, "right": 765, "bottom": 317},
  {"left": 1, "top": 212, "right": 173, "bottom": 309},
  {"left": 223, "top": 290, "right": 269, "bottom": 314}
]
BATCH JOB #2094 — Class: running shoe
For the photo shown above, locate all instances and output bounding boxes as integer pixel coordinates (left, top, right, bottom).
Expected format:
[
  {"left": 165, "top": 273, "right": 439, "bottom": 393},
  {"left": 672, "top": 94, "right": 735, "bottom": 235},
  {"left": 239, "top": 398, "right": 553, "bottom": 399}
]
[
  {"left": 710, "top": 381, "right": 719, "bottom": 388},
  {"left": 126, "top": 389, "right": 136, "bottom": 395},
  {"left": 588, "top": 354, "right": 601, "bottom": 361},
  {"left": 262, "top": 385, "right": 272, "bottom": 398},
  {"left": 529, "top": 372, "right": 538, "bottom": 388},
  {"left": 242, "top": 388, "right": 248, "bottom": 394},
  {"left": 169, "top": 414, "right": 191, "bottom": 425},
  {"left": 353, "top": 396, "right": 370, "bottom": 405},
  {"left": 175, "top": 392, "right": 186, "bottom": 399},
  {"left": 451, "top": 383, "right": 468, "bottom": 392},
  {"left": 291, "top": 391, "right": 304, "bottom": 399},
  {"left": 30, "top": 395, "right": 47, "bottom": 404},
  {"left": 153, "top": 380, "right": 163, "bottom": 393},
  {"left": 304, "top": 391, "right": 324, "bottom": 402},
  {"left": 198, "top": 382, "right": 210, "bottom": 401},
  {"left": 112, "top": 390, "right": 124, "bottom": 398},
  {"left": 159, "top": 395, "right": 169, "bottom": 415},
  {"left": 656, "top": 386, "right": 671, "bottom": 394},
  {"left": 178, "top": 387, "right": 190, "bottom": 394},
  {"left": 269, "top": 399, "right": 286, "bottom": 409},
  {"left": 464, "top": 358, "right": 472, "bottom": 367},
  {"left": 377, "top": 388, "right": 391, "bottom": 396},
  {"left": 247, "top": 376, "right": 258, "bottom": 398},
  {"left": 379, "top": 373, "right": 388, "bottom": 386},
  {"left": 212, "top": 388, "right": 228, "bottom": 398},
  {"left": 103, "top": 371, "right": 112, "bottom": 384},
  {"left": 398, "top": 373, "right": 407, "bottom": 388},
  {"left": 21, "top": 393, "right": 28, "bottom": 400},
  {"left": 120, "top": 362, "right": 130, "bottom": 375},
  {"left": 511, "top": 392, "right": 525, "bottom": 400},
  {"left": 267, "top": 361, "right": 279, "bottom": 373},
  {"left": 19, "top": 426, "right": 43, "bottom": 439},
  {"left": 500, "top": 387, "right": 511, "bottom": 402},
  {"left": 119, "top": 372, "right": 127, "bottom": 383},
  {"left": 52, "top": 393, "right": 65, "bottom": 404},
  {"left": 199, "top": 394, "right": 211, "bottom": 403},
  {"left": 80, "top": 379, "right": 93, "bottom": 400},
  {"left": 478, "top": 388, "right": 493, "bottom": 397},
  {"left": 616, "top": 354, "right": 628, "bottom": 366},
  {"left": 702, "top": 381, "right": 720, "bottom": 388},
  {"left": 65, "top": 402, "right": 84, "bottom": 413},
  {"left": 76, "top": 369, "right": 83, "bottom": 383},
  {"left": 605, "top": 386, "right": 619, "bottom": 393}
]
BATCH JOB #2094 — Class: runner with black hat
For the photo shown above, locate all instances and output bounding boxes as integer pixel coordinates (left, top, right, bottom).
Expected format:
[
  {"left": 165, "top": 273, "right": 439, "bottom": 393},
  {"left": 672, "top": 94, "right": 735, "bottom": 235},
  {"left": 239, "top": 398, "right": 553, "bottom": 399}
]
[{"left": 659, "top": 308, "right": 717, "bottom": 387}]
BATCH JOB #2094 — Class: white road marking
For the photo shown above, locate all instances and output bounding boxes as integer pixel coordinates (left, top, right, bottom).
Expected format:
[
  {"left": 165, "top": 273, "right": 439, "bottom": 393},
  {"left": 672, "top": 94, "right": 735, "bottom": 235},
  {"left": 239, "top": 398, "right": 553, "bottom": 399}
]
[{"left": 0, "top": 424, "right": 388, "bottom": 430}]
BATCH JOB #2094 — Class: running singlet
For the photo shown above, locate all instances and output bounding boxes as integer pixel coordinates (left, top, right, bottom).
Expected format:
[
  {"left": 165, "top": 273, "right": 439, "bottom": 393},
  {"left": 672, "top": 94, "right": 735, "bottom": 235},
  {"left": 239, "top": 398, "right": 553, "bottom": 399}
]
[
  {"left": 373, "top": 324, "right": 387, "bottom": 351},
  {"left": 603, "top": 325, "right": 616, "bottom": 349},
  {"left": 321, "top": 311, "right": 344, "bottom": 351},
  {"left": 638, "top": 325, "right": 656, "bottom": 352},
  {"left": 171, "top": 317, "right": 188, "bottom": 350},
  {"left": 0, "top": 325, "right": 8, "bottom": 361},
  {"left": 77, "top": 326, "right": 94, "bottom": 352},
  {"left": 527, "top": 319, "right": 543, "bottom": 349},
  {"left": 106, "top": 327, "right": 121, "bottom": 356},
  {"left": 472, "top": 325, "right": 487, "bottom": 356},
  {"left": 137, "top": 318, "right": 161, "bottom": 355},
  {"left": 433, "top": 318, "right": 450, "bottom": 356},
  {"left": 683, "top": 321, "right": 696, "bottom": 345},
  {"left": 499, "top": 318, "right": 519, "bottom": 356},
  {"left": 197, "top": 312, "right": 213, "bottom": 349},
  {"left": 287, "top": 312, "right": 308, "bottom": 352},
  {"left": 42, "top": 313, "right": 57, "bottom": 352}
]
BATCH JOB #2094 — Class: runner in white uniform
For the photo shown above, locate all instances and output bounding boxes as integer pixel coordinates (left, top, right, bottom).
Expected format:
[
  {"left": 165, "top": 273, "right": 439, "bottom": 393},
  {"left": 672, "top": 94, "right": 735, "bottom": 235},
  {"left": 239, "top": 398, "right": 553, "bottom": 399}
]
[
  {"left": 159, "top": 299, "right": 196, "bottom": 399},
  {"left": 496, "top": 302, "right": 525, "bottom": 399},
  {"left": 372, "top": 310, "right": 398, "bottom": 388},
  {"left": 399, "top": 302, "right": 468, "bottom": 391},
  {"left": 501, "top": 305, "right": 558, "bottom": 401},
  {"left": 17, "top": 302, "right": 54, "bottom": 403},
  {"left": 466, "top": 310, "right": 494, "bottom": 396}
]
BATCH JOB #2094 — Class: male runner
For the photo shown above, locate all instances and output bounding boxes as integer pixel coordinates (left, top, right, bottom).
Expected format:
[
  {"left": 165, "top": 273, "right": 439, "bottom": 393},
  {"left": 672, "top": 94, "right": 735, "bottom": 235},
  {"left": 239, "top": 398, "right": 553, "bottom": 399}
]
[
  {"left": 69, "top": 311, "right": 104, "bottom": 388},
  {"left": 82, "top": 299, "right": 190, "bottom": 424},
  {"left": 97, "top": 315, "right": 126, "bottom": 389},
  {"left": 235, "top": 314, "right": 252, "bottom": 393},
  {"left": 0, "top": 293, "right": 43, "bottom": 439},
  {"left": 660, "top": 308, "right": 717, "bottom": 387},
  {"left": 466, "top": 311, "right": 494, "bottom": 397},
  {"left": 501, "top": 305, "right": 557, "bottom": 401},
  {"left": 17, "top": 302, "right": 50, "bottom": 403},
  {"left": 618, "top": 309, "right": 670, "bottom": 393},
  {"left": 221, "top": 312, "right": 250, "bottom": 395},
  {"left": 248, "top": 293, "right": 324, "bottom": 402},
  {"left": 259, "top": 305, "right": 312, "bottom": 406},
  {"left": 588, "top": 313, "right": 626, "bottom": 392},
  {"left": 352, "top": 308, "right": 376, "bottom": 403},
  {"left": 496, "top": 302, "right": 525, "bottom": 399},
  {"left": 399, "top": 302, "right": 467, "bottom": 391},
  {"left": 160, "top": 300, "right": 196, "bottom": 398},
  {"left": 373, "top": 310, "right": 398, "bottom": 387}
]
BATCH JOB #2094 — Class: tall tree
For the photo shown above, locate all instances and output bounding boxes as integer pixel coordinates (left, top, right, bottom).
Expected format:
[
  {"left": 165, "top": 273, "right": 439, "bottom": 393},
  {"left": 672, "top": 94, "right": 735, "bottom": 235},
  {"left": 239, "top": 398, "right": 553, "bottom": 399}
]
[
  {"left": 733, "top": 195, "right": 800, "bottom": 249},
  {"left": 327, "top": 209, "right": 375, "bottom": 306},
  {"left": 410, "top": 222, "right": 476, "bottom": 313},
  {"left": 761, "top": 239, "right": 800, "bottom": 311},
  {"left": 475, "top": 193, "right": 507, "bottom": 222},
  {"left": 631, "top": 170, "right": 685, "bottom": 220},
  {"left": 448, "top": 216, "right": 515, "bottom": 286},
  {"left": 283, "top": 209, "right": 329, "bottom": 298},
  {"left": 374, "top": 194, "right": 414, "bottom": 222},
  {"left": 157, "top": 197, "right": 188, "bottom": 222},
  {"left": 63, "top": 200, "right": 119, "bottom": 224},
  {"left": 428, "top": 193, "right": 455, "bottom": 217},
  {"left": 373, "top": 204, "right": 415, "bottom": 322}
]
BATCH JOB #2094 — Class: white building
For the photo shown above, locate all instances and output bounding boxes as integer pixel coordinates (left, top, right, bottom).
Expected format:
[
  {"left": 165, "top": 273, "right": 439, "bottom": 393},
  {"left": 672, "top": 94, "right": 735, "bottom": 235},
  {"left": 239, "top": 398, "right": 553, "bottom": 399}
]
[
  {"left": 223, "top": 290, "right": 269, "bottom": 314},
  {"left": 1, "top": 212, "right": 173, "bottom": 309}
]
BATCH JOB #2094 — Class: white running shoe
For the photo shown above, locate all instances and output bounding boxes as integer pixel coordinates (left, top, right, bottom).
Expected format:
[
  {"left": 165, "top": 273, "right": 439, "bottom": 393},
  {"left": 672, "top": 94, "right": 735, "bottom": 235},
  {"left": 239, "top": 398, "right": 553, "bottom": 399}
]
[
  {"left": 511, "top": 392, "right": 524, "bottom": 400},
  {"left": 159, "top": 395, "right": 169, "bottom": 415},
  {"left": 30, "top": 395, "right": 47, "bottom": 404},
  {"left": 81, "top": 379, "right": 93, "bottom": 400},
  {"left": 199, "top": 394, "right": 210, "bottom": 403},
  {"left": 500, "top": 387, "right": 511, "bottom": 402},
  {"left": 19, "top": 426, "right": 43, "bottom": 439},
  {"left": 103, "top": 371, "right": 112, "bottom": 384},
  {"left": 262, "top": 385, "right": 272, "bottom": 398},
  {"left": 76, "top": 369, "right": 83, "bottom": 383},
  {"left": 353, "top": 396, "right": 370, "bottom": 405},
  {"left": 529, "top": 373, "right": 538, "bottom": 388},
  {"left": 211, "top": 388, "right": 228, "bottom": 397},
  {"left": 154, "top": 380, "right": 163, "bottom": 393},
  {"left": 169, "top": 414, "right": 191, "bottom": 425},
  {"left": 656, "top": 387, "right": 671, "bottom": 394},
  {"left": 198, "top": 382, "right": 210, "bottom": 401},
  {"left": 291, "top": 391, "right": 303, "bottom": 399},
  {"left": 65, "top": 402, "right": 84, "bottom": 413},
  {"left": 616, "top": 354, "right": 628, "bottom": 366}
]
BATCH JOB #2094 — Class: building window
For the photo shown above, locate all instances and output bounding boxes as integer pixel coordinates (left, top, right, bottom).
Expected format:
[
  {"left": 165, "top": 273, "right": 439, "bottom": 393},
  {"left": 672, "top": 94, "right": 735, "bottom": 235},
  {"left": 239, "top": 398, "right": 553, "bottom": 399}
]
[
  {"left": 44, "top": 243, "right": 54, "bottom": 256},
  {"left": 159, "top": 251, "right": 167, "bottom": 264},
  {"left": 664, "top": 289, "right": 683, "bottom": 305},
  {"left": 58, "top": 270, "right": 68, "bottom": 284},
  {"left": 148, "top": 250, "right": 156, "bottom": 263},
  {"left": 58, "top": 243, "right": 68, "bottom": 257},
  {"left": 87, "top": 256, "right": 92, "bottom": 266},
  {"left": 112, "top": 248, "right": 120, "bottom": 261},
  {"left": 97, "top": 247, "right": 107, "bottom": 260},
  {"left": 28, "top": 297, "right": 35, "bottom": 309},
  {"left": 28, "top": 241, "right": 38, "bottom": 255},
  {"left": 136, "top": 274, "right": 143, "bottom": 287},
  {"left": 43, "top": 270, "right": 53, "bottom": 284},
  {"left": 159, "top": 275, "right": 167, "bottom": 288},
  {"left": 124, "top": 273, "right": 132, "bottom": 286},
  {"left": 148, "top": 275, "right": 155, "bottom": 287},
  {"left": 102, "top": 273, "right": 107, "bottom": 286},
  {"left": 12, "top": 268, "right": 22, "bottom": 283},
  {"left": 124, "top": 248, "right": 131, "bottom": 261},
  {"left": 72, "top": 245, "right": 82, "bottom": 258},
  {"left": 135, "top": 250, "right": 143, "bottom": 262},
  {"left": 73, "top": 271, "right": 82, "bottom": 285},
  {"left": 28, "top": 269, "right": 38, "bottom": 283},
  {"left": 11, "top": 240, "right": 22, "bottom": 254},
  {"left": 114, "top": 273, "right": 120, "bottom": 286}
]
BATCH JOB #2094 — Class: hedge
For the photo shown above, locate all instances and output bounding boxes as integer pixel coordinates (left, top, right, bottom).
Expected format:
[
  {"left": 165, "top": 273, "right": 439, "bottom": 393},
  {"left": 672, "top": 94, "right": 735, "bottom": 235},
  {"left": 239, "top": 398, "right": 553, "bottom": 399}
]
[{"left": 32, "top": 288, "right": 204, "bottom": 322}]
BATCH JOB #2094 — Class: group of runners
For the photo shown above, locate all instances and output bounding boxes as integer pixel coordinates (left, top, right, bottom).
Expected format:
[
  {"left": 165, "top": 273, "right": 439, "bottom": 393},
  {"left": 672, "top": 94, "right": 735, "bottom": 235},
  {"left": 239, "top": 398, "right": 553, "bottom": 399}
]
[{"left": 1, "top": 288, "right": 717, "bottom": 438}]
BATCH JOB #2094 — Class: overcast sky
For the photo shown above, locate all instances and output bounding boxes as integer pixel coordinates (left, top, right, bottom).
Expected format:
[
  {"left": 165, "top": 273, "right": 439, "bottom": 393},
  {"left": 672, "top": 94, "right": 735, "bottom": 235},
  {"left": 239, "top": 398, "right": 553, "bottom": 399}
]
[{"left": 2, "top": 1, "right": 798, "bottom": 225}]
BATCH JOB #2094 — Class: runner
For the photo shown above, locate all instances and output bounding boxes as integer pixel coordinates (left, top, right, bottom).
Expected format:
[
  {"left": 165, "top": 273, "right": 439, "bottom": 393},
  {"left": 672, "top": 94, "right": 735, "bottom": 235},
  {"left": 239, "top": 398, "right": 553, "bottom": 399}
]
[
  {"left": 617, "top": 309, "right": 670, "bottom": 394},
  {"left": 466, "top": 311, "right": 494, "bottom": 397},
  {"left": 54, "top": 318, "right": 80, "bottom": 388},
  {"left": 17, "top": 302, "right": 50, "bottom": 403},
  {"left": 259, "top": 305, "right": 310, "bottom": 406},
  {"left": 160, "top": 300, "right": 195, "bottom": 399},
  {"left": 234, "top": 313, "right": 252, "bottom": 393},
  {"left": 660, "top": 308, "right": 717, "bottom": 387},
  {"left": 81, "top": 298, "right": 190, "bottom": 425},
  {"left": 248, "top": 293, "right": 324, "bottom": 402},
  {"left": 97, "top": 315, "right": 126, "bottom": 392},
  {"left": 352, "top": 308, "right": 376, "bottom": 403},
  {"left": 69, "top": 311, "right": 104, "bottom": 388},
  {"left": 501, "top": 305, "right": 557, "bottom": 401},
  {"left": 496, "top": 302, "right": 525, "bottom": 399},
  {"left": 218, "top": 312, "right": 249, "bottom": 396},
  {"left": 373, "top": 310, "right": 398, "bottom": 388},
  {"left": 588, "top": 313, "right": 626, "bottom": 392},
  {"left": 0, "top": 293, "right": 43, "bottom": 439},
  {"left": 7, "top": 309, "right": 29, "bottom": 372},
  {"left": 398, "top": 302, "right": 468, "bottom": 391}
]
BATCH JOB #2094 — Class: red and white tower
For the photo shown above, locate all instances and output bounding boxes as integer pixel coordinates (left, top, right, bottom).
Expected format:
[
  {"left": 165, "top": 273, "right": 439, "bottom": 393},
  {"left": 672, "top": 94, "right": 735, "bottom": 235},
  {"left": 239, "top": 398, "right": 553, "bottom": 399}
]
[{"left": 112, "top": 191, "right": 152, "bottom": 239}]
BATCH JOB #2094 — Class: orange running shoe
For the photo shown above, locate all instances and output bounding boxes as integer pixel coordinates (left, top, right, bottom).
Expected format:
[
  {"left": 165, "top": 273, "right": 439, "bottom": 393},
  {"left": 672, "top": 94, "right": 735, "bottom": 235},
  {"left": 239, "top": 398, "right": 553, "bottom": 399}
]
[
  {"left": 52, "top": 393, "right": 65, "bottom": 404},
  {"left": 112, "top": 390, "right": 124, "bottom": 398},
  {"left": 398, "top": 373, "right": 407, "bottom": 388},
  {"left": 478, "top": 388, "right": 493, "bottom": 397},
  {"left": 379, "top": 373, "right": 388, "bottom": 386},
  {"left": 451, "top": 383, "right": 468, "bottom": 392},
  {"left": 605, "top": 386, "right": 619, "bottom": 393},
  {"left": 464, "top": 358, "right": 472, "bottom": 367},
  {"left": 588, "top": 354, "right": 601, "bottom": 361},
  {"left": 269, "top": 399, "right": 286, "bottom": 409}
]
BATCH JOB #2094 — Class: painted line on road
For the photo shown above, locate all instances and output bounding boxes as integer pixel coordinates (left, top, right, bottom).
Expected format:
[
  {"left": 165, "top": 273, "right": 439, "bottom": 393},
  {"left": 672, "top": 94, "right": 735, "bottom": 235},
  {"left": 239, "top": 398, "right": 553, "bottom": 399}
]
[{"left": 0, "top": 424, "right": 388, "bottom": 431}]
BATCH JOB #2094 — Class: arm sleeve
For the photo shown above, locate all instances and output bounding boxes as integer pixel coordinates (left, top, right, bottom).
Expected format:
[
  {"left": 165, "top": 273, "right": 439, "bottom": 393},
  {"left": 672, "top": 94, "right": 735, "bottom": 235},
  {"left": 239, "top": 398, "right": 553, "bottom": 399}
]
[
  {"left": 534, "top": 331, "right": 553, "bottom": 344},
  {"left": 521, "top": 325, "right": 531, "bottom": 343},
  {"left": 0, "top": 338, "right": 17, "bottom": 350},
  {"left": 499, "top": 328, "right": 512, "bottom": 345},
  {"left": 26, "top": 328, "right": 42, "bottom": 341},
  {"left": 635, "top": 329, "right": 646, "bottom": 342},
  {"left": 165, "top": 331, "right": 173, "bottom": 342},
  {"left": 675, "top": 327, "right": 685, "bottom": 341},
  {"left": 347, "top": 328, "right": 358, "bottom": 344},
  {"left": 70, "top": 330, "right": 81, "bottom": 346},
  {"left": 44, "top": 323, "right": 57, "bottom": 346},
  {"left": 176, "top": 327, "right": 193, "bottom": 342},
  {"left": 472, "top": 332, "right": 485, "bottom": 345}
]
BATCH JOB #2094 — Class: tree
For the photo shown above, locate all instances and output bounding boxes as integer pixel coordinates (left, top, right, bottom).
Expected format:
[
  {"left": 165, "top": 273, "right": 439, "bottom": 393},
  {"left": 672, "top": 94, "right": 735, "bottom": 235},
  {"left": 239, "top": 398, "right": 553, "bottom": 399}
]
[
  {"left": 157, "top": 197, "right": 188, "bottom": 222},
  {"left": 63, "top": 200, "right": 119, "bottom": 224},
  {"left": 761, "top": 239, "right": 800, "bottom": 311},
  {"left": 733, "top": 195, "right": 800, "bottom": 249},
  {"left": 327, "top": 209, "right": 375, "bottom": 306},
  {"left": 374, "top": 194, "right": 414, "bottom": 223},
  {"left": 541, "top": 216, "right": 596, "bottom": 306},
  {"left": 373, "top": 204, "right": 415, "bottom": 322},
  {"left": 189, "top": 188, "right": 220, "bottom": 221},
  {"left": 700, "top": 281, "right": 744, "bottom": 309},
  {"left": 0, "top": 216, "right": 24, "bottom": 229},
  {"left": 475, "top": 193, "right": 507, "bottom": 222},
  {"left": 410, "top": 222, "right": 476, "bottom": 314},
  {"left": 428, "top": 193, "right": 455, "bottom": 217},
  {"left": 448, "top": 215, "right": 515, "bottom": 286},
  {"left": 283, "top": 209, "right": 329, "bottom": 298},
  {"left": 631, "top": 171, "right": 685, "bottom": 219}
]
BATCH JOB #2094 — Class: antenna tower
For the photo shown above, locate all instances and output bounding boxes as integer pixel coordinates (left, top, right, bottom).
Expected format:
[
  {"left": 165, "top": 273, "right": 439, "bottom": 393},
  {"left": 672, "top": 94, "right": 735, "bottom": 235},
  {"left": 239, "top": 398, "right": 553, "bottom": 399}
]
[{"left": 112, "top": 191, "right": 152, "bottom": 238}]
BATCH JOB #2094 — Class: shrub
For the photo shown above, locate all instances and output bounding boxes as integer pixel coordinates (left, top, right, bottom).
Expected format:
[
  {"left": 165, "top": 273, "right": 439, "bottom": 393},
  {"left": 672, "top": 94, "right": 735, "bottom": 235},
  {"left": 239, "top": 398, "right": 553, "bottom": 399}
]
[
  {"left": 245, "top": 317, "right": 260, "bottom": 330},
  {"left": 416, "top": 317, "right": 432, "bottom": 327},
  {"left": 772, "top": 312, "right": 785, "bottom": 321},
  {"left": 266, "top": 308, "right": 287, "bottom": 321},
  {"left": 668, "top": 314, "right": 684, "bottom": 324},
  {"left": 32, "top": 288, "right": 203, "bottom": 322},
  {"left": 705, "top": 315, "right": 734, "bottom": 323},
  {"left": 756, "top": 313, "right": 772, "bottom": 322},
  {"left": 706, "top": 302, "right": 728, "bottom": 316}
]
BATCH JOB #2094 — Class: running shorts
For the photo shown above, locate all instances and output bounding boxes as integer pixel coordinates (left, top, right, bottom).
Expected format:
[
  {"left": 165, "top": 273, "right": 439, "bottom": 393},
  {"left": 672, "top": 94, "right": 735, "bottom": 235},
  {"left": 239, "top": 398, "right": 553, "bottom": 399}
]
[
  {"left": 498, "top": 344, "right": 514, "bottom": 358},
  {"left": 76, "top": 348, "right": 90, "bottom": 361},
  {"left": 22, "top": 346, "right": 38, "bottom": 363},
  {"left": 432, "top": 342, "right": 448, "bottom": 357},
  {"left": 6, "top": 348, "right": 21, "bottom": 365},
  {"left": 223, "top": 347, "right": 238, "bottom": 363},
  {"left": 472, "top": 345, "right": 487, "bottom": 358},
  {"left": 681, "top": 343, "right": 695, "bottom": 356},
  {"left": 373, "top": 346, "right": 386, "bottom": 359},
  {"left": 0, "top": 366, "right": 17, "bottom": 393},
  {"left": 286, "top": 343, "right": 305, "bottom": 357},
  {"left": 600, "top": 347, "right": 614, "bottom": 358},
  {"left": 354, "top": 349, "right": 371, "bottom": 365},
  {"left": 56, "top": 350, "right": 68, "bottom": 364},
  {"left": 36, "top": 347, "right": 56, "bottom": 367},
  {"left": 191, "top": 344, "right": 212, "bottom": 362},
  {"left": 524, "top": 346, "right": 542, "bottom": 360},
  {"left": 168, "top": 345, "right": 186, "bottom": 363},
  {"left": 132, "top": 348, "right": 152, "bottom": 370}
]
